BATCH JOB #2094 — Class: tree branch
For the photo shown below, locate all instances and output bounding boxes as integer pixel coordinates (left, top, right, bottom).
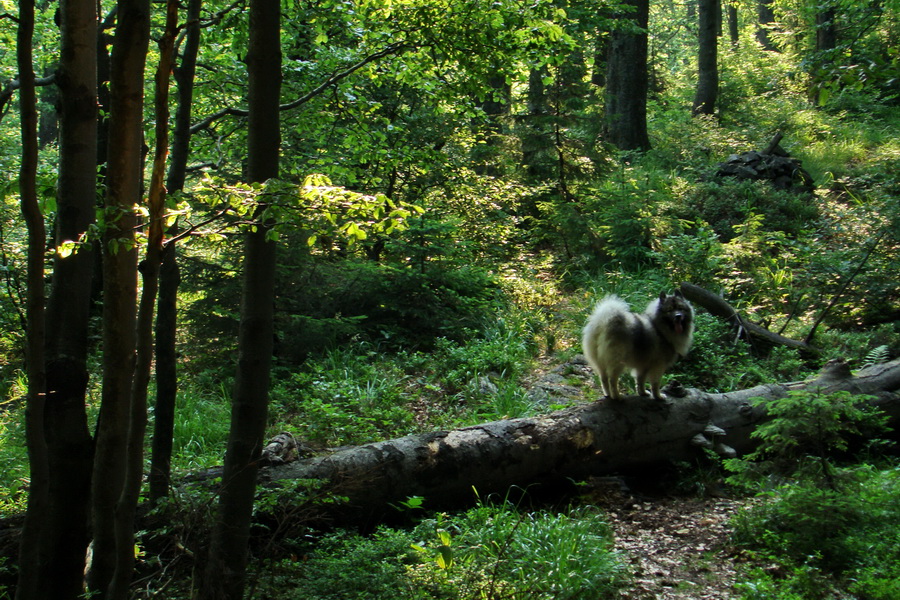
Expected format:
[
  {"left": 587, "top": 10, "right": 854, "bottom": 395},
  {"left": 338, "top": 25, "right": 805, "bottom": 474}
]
[
  {"left": 679, "top": 282, "right": 819, "bottom": 354},
  {"left": 0, "top": 75, "right": 56, "bottom": 121},
  {"left": 804, "top": 229, "right": 888, "bottom": 344},
  {"left": 189, "top": 42, "right": 410, "bottom": 135}
]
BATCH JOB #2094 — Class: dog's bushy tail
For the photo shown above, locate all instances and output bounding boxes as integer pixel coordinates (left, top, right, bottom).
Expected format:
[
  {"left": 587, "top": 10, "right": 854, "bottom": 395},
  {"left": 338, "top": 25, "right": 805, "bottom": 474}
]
[
  {"left": 582, "top": 295, "right": 629, "bottom": 364},
  {"left": 587, "top": 295, "right": 630, "bottom": 327}
]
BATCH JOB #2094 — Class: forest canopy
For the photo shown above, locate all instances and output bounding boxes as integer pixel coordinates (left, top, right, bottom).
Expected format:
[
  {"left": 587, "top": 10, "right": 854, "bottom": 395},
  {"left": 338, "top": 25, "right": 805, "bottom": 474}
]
[{"left": 2, "top": 0, "right": 900, "bottom": 598}]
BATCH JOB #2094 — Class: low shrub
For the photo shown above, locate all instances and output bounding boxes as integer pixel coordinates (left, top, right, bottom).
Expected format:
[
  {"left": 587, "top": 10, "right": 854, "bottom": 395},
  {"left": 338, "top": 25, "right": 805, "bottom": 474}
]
[{"left": 732, "top": 466, "right": 900, "bottom": 598}]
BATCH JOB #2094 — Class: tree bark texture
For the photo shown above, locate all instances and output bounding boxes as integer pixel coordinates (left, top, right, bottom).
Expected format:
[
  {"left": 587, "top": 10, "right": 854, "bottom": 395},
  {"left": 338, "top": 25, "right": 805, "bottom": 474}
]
[
  {"left": 15, "top": 1, "right": 49, "bottom": 597},
  {"left": 605, "top": 0, "right": 650, "bottom": 151},
  {"left": 727, "top": 1, "right": 739, "bottom": 47},
  {"left": 262, "top": 359, "right": 900, "bottom": 519},
  {"left": 88, "top": 0, "right": 149, "bottom": 594},
  {"left": 756, "top": 0, "right": 777, "bottom": 51},
  {"left": 150, "top": 0, "right": 201, "bottom": 504},
  {"left": 38, "top": 0, "right": 99, "bottom": 595},
  {"left": 692, "top": 0, "right": 719, "bottom": 116},
  {"left": 109, "top": 1, "right": 176, "bottom": 597},
  {"left": 198, "top": 0, "right": 281, "bottom": 598}
]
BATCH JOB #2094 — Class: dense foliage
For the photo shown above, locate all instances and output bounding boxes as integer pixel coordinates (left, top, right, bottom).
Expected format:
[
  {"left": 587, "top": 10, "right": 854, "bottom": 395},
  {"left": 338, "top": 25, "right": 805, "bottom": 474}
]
[{"left": 2, "top": 0, "right": 900, "bottom": 597}]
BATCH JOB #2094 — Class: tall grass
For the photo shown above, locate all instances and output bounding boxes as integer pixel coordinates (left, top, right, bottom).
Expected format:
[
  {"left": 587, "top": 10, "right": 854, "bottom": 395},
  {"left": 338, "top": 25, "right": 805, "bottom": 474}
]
[
  {"left": 0, "top": 373, "right": 28, "bottom": 515},
  {"left": 167, "top": 383, "right": 232, "bottom": 471}
]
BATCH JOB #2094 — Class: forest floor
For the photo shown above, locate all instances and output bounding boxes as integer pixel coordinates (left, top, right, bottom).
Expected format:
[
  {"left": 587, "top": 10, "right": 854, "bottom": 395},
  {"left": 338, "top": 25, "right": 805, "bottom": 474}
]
[{"left": 603, "top": 492, "right": 747, "bottom": 600}]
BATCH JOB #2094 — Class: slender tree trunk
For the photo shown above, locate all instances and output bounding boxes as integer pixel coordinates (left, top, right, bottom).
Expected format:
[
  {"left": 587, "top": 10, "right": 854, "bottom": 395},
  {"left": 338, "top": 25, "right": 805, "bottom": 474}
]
[
  {"left": 522, "top": 66, "right": 550, "bottom": 179},
  {"left": 87, "top": 0, "right": 149, "bottom": 594},
  {"left": 811, "top": 6, "right": 837, "bottom": 104},
  {"left": 197, "top": 0, "right": 281, "bottom": 597},
  {"left": 166, "top": 0, "right": 201, "bottom": 194},
  {"left": 150, "top": 0, "right": 202, "bottom": 504},
  {"left": 605, "top": 0, "right": 651, "bottom": 151},
  {"left": 472, "top": 73, "right": 509, "bottom": 176},
  {"left": 815, "top": 8, "right": 837, "bottom": 53},
  {"left": 15, "top": 0, "right": 49, "bottom": 597},
  {"left": 26, "top": 0, "right": 100, "bottom": 596},
  {"left": 726, "top": 1, "right": 739, "bottom": 47},
  {"left": 591, "top": 31, "right": 608, "bottom": 86},
  {"left": 150, "top": 244, "right": 180, "bottom": 502},
  {"left": 692, "top": 0, "right": 719, "bottom": 115}
]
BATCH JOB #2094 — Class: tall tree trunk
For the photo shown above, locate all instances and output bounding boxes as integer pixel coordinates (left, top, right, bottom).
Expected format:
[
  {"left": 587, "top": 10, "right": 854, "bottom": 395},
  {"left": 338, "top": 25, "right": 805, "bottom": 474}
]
[
  {"left": 34, "top": 0, "right": 99, "bottom": 595},
  {"left": 756, "top": 0, "right": 777, "bottom": 51},
  {"left": 605, "top": 0, "right": 651, "bottom": 151},
  {"left": 522, "top": 66, "right": 551, "bottom": 179},
  {"left": 15, "top": 0, "right": 49, "bottom": 597},
  {"left": 811, "top": 6, "right": 837, "bottom": 104},
  {"left": 472, "top": 73, "right": 509, "bottom": 176},
  {"left": 591, "top": 31, "right": 608, "bottom": 86},
  {"left": 150, "top": 244, "right": 180, "bottom": 502},
  {"left": 86, "top": 0, "right": 149, "bottom": 594},
  {"left": 692, "top": 0, "right": 719, "bottom": 115},
  {"left": 150, "top": 0, "right": 202, "bottom": 504},
  {"left": 197, "top": 0, "right": 281, "bottom": 597},
  {"left": 815, "top": 8, "right": 837, "bottom": 53},
  {"left": 108, "top": 0, "right": 176, "bottom": 597}
]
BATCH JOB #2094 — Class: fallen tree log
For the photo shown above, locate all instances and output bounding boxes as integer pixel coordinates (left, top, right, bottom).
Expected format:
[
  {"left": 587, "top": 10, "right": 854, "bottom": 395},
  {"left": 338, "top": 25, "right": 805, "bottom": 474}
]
[
  {"left": 679, "top": 282, "right": 819, "bottom": 355},
  {"left": 261, "top": 358, "right": 900, "bottom": 517}
]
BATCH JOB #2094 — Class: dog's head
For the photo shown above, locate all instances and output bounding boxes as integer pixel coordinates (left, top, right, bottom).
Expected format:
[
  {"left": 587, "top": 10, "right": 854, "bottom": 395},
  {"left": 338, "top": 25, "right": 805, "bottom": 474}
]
[{"left": 658, "top": 290, "right": 693, "bottom": 335}]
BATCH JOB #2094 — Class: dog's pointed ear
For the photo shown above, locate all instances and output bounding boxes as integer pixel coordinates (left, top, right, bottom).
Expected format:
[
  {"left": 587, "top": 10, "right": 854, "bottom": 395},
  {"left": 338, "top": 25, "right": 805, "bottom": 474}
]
[
  {"left": 659, "top": 291, "right": 667, "bottom": 301},
  {"left": 674, "top": 289, "right": 684, "bottom": 298}
]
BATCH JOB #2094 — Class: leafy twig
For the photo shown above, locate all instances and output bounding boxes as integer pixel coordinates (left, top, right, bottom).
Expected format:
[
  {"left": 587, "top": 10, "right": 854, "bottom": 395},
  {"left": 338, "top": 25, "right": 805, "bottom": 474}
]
[{"left": 804, "top": 228, "right": 887, "bottom": 345}]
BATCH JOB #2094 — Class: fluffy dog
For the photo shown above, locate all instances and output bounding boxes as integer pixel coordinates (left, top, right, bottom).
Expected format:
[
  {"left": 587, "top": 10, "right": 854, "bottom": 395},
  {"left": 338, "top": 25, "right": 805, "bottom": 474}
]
[{"left": 582, "top": 291, "right": 694, "bottom": 401}]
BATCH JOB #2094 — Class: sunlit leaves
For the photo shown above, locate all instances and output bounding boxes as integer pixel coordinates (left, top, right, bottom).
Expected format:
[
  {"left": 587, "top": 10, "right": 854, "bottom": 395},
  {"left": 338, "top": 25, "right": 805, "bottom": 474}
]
[
  {"left": 298, "top": 173, "right": 422, "bottom": 246},
  {"left": 192, "top": 174, "right": 422, "bottom": 250}
]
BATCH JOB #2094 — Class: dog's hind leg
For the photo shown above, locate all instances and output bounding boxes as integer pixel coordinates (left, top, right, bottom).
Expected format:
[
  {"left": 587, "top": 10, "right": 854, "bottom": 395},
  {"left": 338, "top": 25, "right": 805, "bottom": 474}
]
[
  {"left": 599, "top": 371, "right": 613, "bottom": 400},
  {"left": 608, "top": 367, "right": 626, "bottom": 400},
  {"left": 633, "top": 370, "right": 650, "bottom": 397},
  {"left": 599, "top": 369, "right": 621, "bottom": 400}
]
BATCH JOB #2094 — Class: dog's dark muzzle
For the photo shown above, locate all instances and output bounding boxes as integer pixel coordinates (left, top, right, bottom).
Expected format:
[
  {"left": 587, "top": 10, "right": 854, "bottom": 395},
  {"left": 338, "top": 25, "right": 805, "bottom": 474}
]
[{"left": 673, "top": 312, "right": 686, "bottom": 334}]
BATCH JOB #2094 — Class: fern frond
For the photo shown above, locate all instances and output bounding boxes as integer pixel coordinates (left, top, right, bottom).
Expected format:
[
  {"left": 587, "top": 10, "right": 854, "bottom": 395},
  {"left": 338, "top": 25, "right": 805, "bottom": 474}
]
[{"left": 861, "top": 344, "right": 890, "bottom": 368}]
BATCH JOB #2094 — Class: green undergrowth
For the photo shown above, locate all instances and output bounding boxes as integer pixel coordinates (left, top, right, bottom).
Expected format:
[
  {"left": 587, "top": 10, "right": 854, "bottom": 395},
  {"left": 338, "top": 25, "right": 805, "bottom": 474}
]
[
  {"left": 725, "top": 388, "right": 900, "bottom": 600},
  {"left": 732, "top": 465, "right": 900, "bottom": 600},
  {"left": 253, "top": 497, "right": 627, "bottom": 600}
]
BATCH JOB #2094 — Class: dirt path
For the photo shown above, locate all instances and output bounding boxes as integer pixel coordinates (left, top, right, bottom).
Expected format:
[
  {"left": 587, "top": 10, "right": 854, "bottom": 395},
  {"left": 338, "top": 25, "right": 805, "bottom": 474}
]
[{"left": 605, "top": 494, "right": 745, "bottom": 599}]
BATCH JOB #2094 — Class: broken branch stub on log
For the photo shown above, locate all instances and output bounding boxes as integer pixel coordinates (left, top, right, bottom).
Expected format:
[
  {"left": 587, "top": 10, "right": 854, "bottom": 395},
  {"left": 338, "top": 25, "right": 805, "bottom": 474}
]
[{"left": 260, "top": 359, "right": 900, "bottom": 516}]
